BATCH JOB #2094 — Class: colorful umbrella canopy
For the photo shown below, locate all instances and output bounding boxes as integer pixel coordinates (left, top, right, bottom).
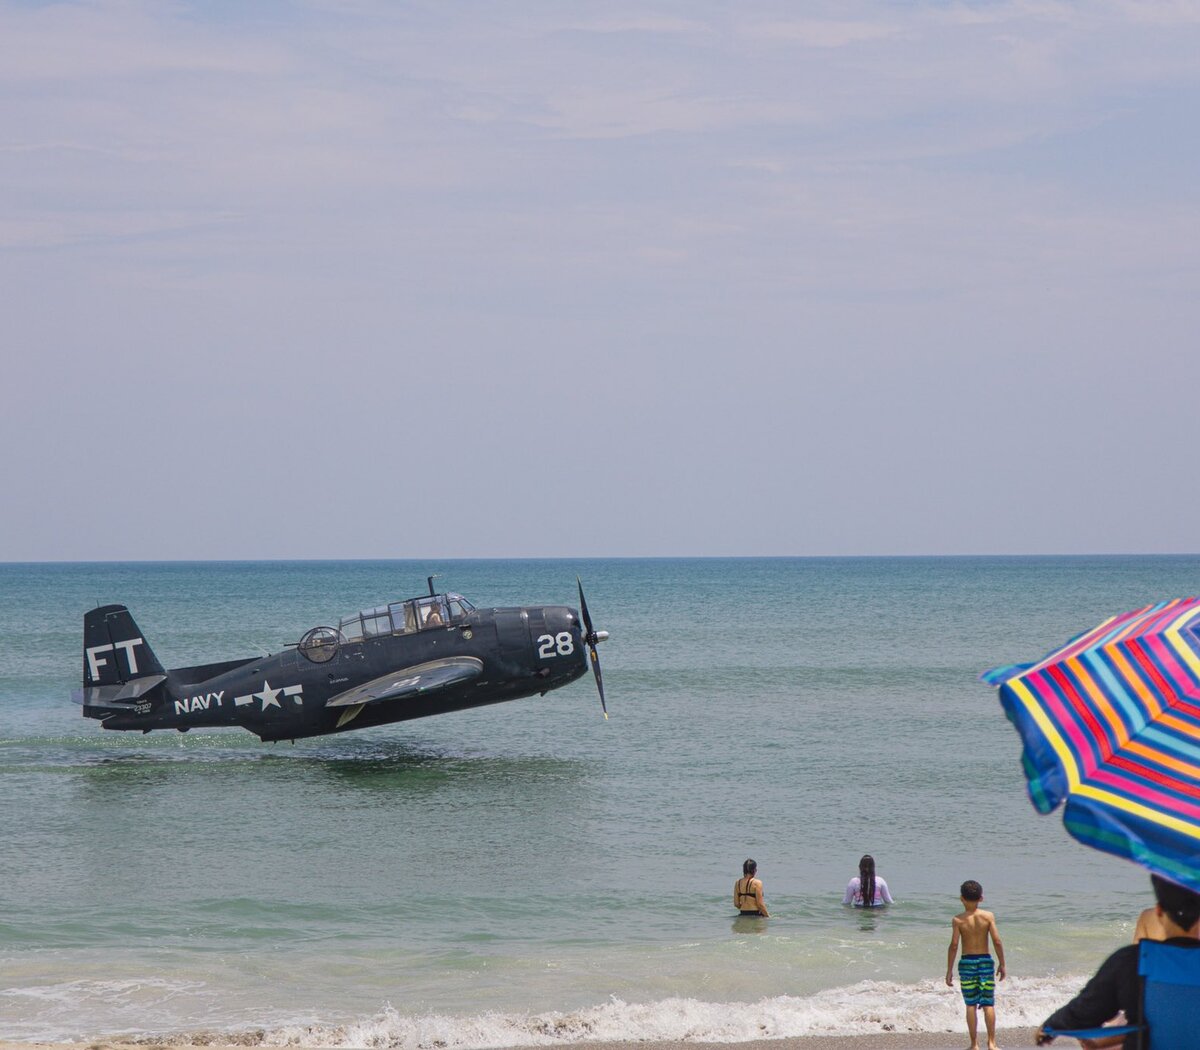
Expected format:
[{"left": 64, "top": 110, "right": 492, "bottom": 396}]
[{"left": 982, "top": 598, "right": 1200, "bottom": 893}]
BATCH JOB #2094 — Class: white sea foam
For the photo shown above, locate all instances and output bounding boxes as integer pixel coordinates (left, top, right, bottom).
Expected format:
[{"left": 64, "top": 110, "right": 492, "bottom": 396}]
[
  {"left": 0, "top": 972, "right": 1090, "bottom": 1046},
  {"left": 0, "top": 976, "right": 213, "bottom": 1042},
  {"left": 252, "top": 978, "right": 1084, "bottom": 1049}
]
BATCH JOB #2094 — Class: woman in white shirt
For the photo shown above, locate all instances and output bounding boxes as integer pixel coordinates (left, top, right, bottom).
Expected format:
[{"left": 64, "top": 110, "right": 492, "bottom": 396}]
[{"left": 843, "top": 854, "right": 894, "bottom": 907}]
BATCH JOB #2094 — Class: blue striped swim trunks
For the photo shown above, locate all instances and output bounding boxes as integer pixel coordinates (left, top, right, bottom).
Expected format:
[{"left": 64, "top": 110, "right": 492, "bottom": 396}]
[{"left": 958, "top": 953, "right": 995, "bottom": 1006}]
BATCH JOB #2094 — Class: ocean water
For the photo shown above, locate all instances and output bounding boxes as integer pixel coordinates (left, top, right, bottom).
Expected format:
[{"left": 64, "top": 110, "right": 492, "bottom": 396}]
[{"left": 3, "top": 556, "right": 1199, "bottom": 1045}]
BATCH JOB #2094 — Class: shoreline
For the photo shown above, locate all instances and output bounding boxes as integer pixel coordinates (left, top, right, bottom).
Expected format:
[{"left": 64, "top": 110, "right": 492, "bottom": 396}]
[{"left": 0, "top": 1033, "right": 1045, "bottom": 1050}]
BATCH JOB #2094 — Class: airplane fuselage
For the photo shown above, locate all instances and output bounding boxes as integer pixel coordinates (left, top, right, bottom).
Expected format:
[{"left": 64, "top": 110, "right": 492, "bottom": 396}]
[{"left": 80, "top": 598, "right": 592, "bottom": 742}]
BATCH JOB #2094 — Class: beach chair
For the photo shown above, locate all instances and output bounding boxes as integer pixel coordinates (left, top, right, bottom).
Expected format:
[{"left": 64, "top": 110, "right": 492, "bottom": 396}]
[{"left": 1043, "top": 939, "right": 1200, "bottom": 1048}]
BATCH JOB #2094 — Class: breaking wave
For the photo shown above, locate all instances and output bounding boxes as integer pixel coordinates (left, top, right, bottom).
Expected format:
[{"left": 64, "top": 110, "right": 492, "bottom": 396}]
[{"left": 142, "top": 978, "right": 1084, "bottom": 1049}]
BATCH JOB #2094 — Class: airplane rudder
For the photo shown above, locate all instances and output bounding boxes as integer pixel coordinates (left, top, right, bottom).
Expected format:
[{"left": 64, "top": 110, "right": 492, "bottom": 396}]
[{"left": 83, "top": 604, "right": 167, "bottom": 686}]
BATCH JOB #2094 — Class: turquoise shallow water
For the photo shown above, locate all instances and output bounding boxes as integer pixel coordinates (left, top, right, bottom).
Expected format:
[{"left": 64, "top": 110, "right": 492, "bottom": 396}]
[{"left": 2, "top": 557, "right": 1199, "bottom": 1044}]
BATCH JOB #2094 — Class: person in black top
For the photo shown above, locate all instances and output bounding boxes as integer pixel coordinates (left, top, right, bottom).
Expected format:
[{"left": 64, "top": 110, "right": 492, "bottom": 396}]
[
  {"left": 733, "top": 858, "right": 768, "bottom": 917},
  {"left": 1035, "top": 874, "right": 1200, "bottom": 1049}
]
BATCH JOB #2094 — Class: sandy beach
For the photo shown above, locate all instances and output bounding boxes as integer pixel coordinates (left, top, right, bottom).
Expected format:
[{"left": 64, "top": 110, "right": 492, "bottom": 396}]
[{"left": 0, "top": 1033, "right": 1046, "bottom": 1050}]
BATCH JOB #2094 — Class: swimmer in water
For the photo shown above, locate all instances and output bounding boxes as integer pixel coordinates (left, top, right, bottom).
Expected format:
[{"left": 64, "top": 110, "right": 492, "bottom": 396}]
[
  {"left": 734, "top": 858, "right": 768, "bottom": 917},
  {"left": 843, "top": 853, "right": 894, "bottom": 908}
]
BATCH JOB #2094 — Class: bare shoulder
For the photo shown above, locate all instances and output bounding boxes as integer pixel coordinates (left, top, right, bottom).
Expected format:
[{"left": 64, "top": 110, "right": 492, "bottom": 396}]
[{"left": 979, "top": 908, "right": 998, "bottom": 924}]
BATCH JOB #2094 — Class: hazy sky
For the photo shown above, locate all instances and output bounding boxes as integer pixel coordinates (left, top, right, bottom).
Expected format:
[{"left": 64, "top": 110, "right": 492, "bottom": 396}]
[{"left": 3, "top": 0, "right": 1199, "bottom": 559}]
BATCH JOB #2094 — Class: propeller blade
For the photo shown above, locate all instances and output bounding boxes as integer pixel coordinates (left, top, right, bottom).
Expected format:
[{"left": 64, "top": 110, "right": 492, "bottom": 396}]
[
  {"left": 577, "top": 577, "right": 608, "bottom": 719},
  {"left": 577, "top": 577, "right": 594, "bottom": 638},
  {"left": 590, "top": 646, "right": 607, "bottom": 718}
]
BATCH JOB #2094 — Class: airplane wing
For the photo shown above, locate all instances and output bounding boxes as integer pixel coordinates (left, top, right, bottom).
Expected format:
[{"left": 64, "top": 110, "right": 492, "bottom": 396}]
[{"left": 324, "top": 656, "right": 484, "bottom": 708}]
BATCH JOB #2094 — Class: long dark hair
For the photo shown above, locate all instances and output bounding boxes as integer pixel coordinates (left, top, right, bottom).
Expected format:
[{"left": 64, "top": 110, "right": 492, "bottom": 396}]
[
  {"left": 859, "top": 854, "right": 876, "bottom": 907},
  {"left": 743, "top": 858, "right": 757, "bottom": 877}
]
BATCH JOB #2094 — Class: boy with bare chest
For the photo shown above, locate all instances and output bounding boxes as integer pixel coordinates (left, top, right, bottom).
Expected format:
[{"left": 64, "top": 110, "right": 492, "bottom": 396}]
[{"left": 946, "top": 880, "right": 1006, "bottom": 1050}]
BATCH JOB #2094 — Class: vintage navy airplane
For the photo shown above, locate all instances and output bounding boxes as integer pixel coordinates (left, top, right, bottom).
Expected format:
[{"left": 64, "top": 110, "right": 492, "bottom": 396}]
[{"left": 74, "top": 579, "right": 609, "bottom": 742}]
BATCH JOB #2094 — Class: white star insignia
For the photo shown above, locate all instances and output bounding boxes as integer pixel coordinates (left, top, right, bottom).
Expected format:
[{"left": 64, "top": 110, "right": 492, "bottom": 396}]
[{"left": 255, "top": 681, "right": 283, "bottom": 710}]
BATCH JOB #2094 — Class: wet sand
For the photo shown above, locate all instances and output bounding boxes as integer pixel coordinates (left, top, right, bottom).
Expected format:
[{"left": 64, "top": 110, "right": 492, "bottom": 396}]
[
  {"left": 0, "top": 1032, "right": 1044, "bottom": 1050},
  {"left": 522, "top": 1036, "right": 1042, "bottom": 1050}
]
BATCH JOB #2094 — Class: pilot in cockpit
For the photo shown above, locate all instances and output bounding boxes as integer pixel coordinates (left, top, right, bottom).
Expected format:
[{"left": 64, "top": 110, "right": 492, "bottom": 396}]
[{"left": 423, "top": 604, "right": 444, "bottom": 627}]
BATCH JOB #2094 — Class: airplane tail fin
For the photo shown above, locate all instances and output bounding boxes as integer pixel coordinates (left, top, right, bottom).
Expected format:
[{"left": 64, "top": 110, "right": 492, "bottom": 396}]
[{"left": 76, "top": 605, "right": 170, "bottom": 719}]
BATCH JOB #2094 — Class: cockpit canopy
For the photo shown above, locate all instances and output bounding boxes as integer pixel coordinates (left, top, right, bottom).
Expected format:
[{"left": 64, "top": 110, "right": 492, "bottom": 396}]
[{"left": 336, "top": 592, "right": 476, "bottom": 643}]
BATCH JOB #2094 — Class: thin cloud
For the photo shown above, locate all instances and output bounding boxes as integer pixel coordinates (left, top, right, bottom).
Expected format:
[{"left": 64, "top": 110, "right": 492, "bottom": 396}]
[
  {"left": 741, "top": 18, "right": 900, "bottom": 48},
  {"left": 0, "top": 3, "right": 292, "bottom": 82},
  {"left": 567, "top": 15, "right": 715, "bottom": 36}
]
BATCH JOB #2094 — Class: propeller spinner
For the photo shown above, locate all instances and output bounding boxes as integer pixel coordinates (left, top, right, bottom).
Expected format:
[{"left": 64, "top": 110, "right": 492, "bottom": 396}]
[{"left": 577, "top": 577, "right": 610, "bottom": 718}]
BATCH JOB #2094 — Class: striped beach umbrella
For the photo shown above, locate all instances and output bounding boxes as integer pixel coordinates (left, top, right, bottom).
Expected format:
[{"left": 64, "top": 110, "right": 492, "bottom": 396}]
[{"left": 982, "top": 598, "right": 1200, "bottom": 893}]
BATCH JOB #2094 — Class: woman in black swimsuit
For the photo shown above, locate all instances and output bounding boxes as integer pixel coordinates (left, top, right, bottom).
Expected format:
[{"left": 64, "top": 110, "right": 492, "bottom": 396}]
[{"left": 733, "top": 858, "right": 768, "bottom": 917}]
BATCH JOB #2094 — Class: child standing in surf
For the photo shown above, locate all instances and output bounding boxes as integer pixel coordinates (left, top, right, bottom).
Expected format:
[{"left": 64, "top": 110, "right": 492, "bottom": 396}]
[{"left": 946, "top": 879, "right": 1006, "bottom": 1050}]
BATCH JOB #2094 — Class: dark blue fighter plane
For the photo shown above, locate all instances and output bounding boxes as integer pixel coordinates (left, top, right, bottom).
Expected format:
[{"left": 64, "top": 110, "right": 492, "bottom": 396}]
[{"left": 75, "top": 579, "right": 609, "bottom": 742}]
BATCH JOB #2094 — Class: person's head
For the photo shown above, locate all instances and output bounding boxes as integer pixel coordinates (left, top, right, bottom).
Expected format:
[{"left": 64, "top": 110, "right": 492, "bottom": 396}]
[
  {"left": 743, "top": 858, "right": 757, "bottom": 877},
  {"left": 960, "top": 879, "right": 983, "bottom": 903},
  {"left": 1152, "top": 874, "right": 1200, "bottom": 934},
  {"left": 859, "top": 855, "right": 875, "bottom": 878}
]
